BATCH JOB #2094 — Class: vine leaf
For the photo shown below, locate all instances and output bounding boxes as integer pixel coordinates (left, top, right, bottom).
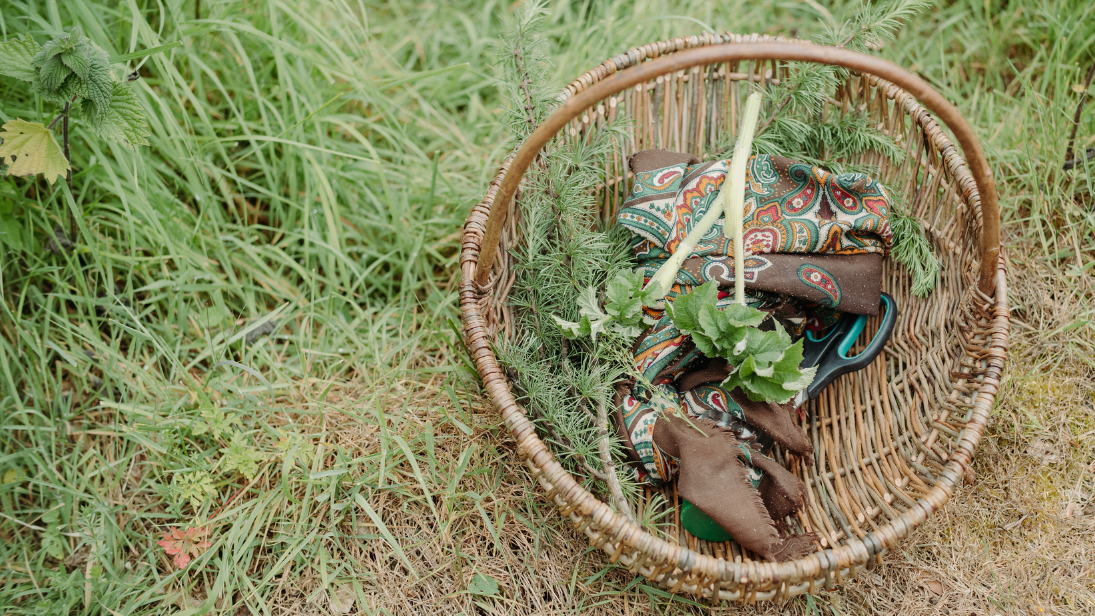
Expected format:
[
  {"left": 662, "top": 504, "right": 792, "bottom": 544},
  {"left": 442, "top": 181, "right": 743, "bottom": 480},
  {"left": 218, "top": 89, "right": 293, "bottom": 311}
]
[
  {"left": 0, "top": 35, "right": 42, "bottom": 82},
  {"left": 156, "top": 526, "right": 212, "bottom": 569},
  {"left": 0, "top": 119, "right": 70, "bottom": 185}
]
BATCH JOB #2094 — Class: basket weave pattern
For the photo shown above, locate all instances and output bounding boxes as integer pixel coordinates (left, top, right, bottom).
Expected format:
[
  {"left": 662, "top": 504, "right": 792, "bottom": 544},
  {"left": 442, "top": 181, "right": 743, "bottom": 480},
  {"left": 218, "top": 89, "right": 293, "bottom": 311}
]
[{"left": 460, "top": 33, "right": 1009, "bottom": 602}]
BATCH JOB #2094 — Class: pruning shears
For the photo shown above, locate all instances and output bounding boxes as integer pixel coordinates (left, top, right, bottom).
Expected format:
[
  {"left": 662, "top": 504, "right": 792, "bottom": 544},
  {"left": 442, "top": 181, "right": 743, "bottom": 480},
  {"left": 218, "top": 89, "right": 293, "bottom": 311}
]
[
  {"left": 693, "top": 293, "right": 898, "bottom": 433},
  {"left": 791, "top": 292, "right": 898, "bottom": 408}
]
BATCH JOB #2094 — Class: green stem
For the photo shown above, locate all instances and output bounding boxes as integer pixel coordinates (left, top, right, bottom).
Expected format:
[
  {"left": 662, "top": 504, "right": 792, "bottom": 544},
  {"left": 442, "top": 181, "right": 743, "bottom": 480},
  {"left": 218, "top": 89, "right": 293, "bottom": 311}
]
[
  {"left": 62, "top": 102, "right": 75, "bottom": 245},
  {"left": 726, "top": 92, "right": 763, "bottom": 306}
]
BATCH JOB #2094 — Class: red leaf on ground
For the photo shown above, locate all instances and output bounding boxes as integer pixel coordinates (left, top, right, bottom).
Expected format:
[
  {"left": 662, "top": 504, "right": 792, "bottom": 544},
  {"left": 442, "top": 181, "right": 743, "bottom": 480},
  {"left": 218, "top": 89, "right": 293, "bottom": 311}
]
[{"left": 157, "top": 526, "right": 212, "bottom": 569}]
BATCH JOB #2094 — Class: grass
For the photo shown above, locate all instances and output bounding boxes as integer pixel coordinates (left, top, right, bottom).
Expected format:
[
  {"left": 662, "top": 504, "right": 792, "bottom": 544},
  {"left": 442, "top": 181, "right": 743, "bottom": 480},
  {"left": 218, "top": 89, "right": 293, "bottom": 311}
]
[{"left": 0, "top": 0, "right": 1093, "bottom": 614}]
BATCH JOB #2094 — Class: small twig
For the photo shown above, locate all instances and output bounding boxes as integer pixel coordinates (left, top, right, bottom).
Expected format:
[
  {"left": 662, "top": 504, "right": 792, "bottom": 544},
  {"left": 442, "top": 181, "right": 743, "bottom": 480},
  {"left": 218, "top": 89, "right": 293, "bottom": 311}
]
[{"left": 1065, "top": 58, "right": 1095, "bottom": 166}]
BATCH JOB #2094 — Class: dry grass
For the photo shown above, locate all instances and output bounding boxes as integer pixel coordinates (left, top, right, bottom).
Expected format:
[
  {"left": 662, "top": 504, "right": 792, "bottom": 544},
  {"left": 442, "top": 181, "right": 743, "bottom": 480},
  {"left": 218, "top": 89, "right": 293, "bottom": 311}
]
[{"left": 193, "top": 233, "right": 1093, "bottom": 616}]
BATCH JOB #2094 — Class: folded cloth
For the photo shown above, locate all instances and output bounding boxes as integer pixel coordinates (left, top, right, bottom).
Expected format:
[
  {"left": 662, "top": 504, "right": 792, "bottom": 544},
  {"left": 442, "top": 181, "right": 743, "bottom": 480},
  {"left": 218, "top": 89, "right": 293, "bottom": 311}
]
[
  {"left": 621, "top": 149, "right": 893, "bottom": 324},
  {"left": 612, "top": 149, "right": 894, "bottom": 559}
]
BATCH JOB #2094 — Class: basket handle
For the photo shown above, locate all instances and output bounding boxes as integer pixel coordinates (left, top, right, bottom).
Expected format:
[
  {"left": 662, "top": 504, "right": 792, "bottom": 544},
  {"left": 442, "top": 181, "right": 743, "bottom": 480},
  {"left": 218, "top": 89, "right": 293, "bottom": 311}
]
[{"left": 473, "top": 42, "right": 1001, "bottom": 294}]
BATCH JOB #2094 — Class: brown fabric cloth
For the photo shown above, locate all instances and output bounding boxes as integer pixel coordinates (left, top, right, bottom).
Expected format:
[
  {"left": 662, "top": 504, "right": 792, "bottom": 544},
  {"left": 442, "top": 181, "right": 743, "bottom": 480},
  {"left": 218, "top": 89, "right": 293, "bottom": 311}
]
[
  {"left": 674, "top": 358, "right": 813, "bottom": 457},
  {"left": 628, "top": 149, "right": 699, "bottom": 173},
  {"left": 652, "top": 415, "right": 815, "bottom": 561},
  {"left": 675, "top": 252, "right": 885, "bottom": 316}
]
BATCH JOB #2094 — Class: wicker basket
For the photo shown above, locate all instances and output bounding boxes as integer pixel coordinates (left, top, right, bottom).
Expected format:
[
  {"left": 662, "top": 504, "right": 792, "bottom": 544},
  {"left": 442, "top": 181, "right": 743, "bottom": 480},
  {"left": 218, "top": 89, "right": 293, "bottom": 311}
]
[{"left": 459, "top": 33, "right": 1009, "bottom": 602}]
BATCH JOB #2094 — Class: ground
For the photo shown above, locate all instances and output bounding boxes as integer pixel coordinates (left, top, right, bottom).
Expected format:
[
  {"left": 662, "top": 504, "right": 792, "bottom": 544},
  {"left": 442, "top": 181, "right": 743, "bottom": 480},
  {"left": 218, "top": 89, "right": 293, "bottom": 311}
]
[{"left": 0, "top": 0, "right": 1093, "bottom": 614}]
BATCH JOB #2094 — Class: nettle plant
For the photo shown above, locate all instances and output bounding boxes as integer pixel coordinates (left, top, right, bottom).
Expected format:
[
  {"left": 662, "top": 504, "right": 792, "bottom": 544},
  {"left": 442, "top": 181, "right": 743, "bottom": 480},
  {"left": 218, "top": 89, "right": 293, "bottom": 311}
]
[{"left": 0, "top": 27, "right": 150, "bottom": 250}]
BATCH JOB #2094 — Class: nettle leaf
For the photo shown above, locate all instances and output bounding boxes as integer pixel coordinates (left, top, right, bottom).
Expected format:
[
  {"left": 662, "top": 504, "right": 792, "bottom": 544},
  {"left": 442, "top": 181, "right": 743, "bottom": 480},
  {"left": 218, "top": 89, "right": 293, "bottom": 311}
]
[
  {"left": 0, "top": 119, "right": 70, "bottom": 185},
  {"left": 60, "top": 48, "right": 90, "bottom": 79},
  {"left": 667, "top": 281, "right": 815, "bottom": 404},
  {"left": 0, "top": 35, "right": 43, "bottom": 82},
  {"left": 84, "top": 81, "right": 150, "bottom": 147},
  {"left": 31, "top": 28, "right": 113, "bottom": 113}
]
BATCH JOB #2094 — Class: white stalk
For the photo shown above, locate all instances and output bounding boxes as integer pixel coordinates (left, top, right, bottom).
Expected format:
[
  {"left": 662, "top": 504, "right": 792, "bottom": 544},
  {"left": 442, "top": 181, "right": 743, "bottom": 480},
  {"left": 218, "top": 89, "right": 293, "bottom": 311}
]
[
  {"left": 642, "top": 91, "right": 765, "bottom": 305},
  {"left": 727, "top": 91, "right": 763, "bottom": 306}
]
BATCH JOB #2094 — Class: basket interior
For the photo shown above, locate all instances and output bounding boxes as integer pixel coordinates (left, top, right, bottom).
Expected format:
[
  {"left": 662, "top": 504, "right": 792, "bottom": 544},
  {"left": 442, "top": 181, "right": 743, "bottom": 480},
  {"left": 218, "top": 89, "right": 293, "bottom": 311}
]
[{"left": 484, "top": 53, "right": 995, "bottom": 575}]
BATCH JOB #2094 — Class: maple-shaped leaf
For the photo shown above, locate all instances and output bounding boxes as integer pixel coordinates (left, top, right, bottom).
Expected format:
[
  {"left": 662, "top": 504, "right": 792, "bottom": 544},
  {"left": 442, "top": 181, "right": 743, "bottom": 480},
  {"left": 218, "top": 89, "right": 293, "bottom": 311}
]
[
  {"left": 0, "top": 35, "right": 42, "bottom": 82},
  {"left": 0, "top": 119, "right": 70, "bottom": 185},
  {"left": 156, "top": 526, "right": 212, "bottom": 569}
]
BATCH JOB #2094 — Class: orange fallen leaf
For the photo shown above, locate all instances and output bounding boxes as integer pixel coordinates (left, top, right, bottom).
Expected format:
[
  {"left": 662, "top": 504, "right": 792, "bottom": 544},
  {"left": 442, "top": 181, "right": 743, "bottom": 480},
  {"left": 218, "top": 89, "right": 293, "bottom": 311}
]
[{"left": 157, "top": 526, "right": 212, "bottom": 569}]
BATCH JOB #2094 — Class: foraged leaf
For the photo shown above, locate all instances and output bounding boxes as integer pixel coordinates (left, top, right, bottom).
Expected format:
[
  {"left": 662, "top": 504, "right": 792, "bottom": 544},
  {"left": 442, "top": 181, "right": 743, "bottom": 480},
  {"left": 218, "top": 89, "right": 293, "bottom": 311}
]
[
  {"left": 0, "top": 119, "right": 70, "bottom": 185},
  {"left": 668, "top": 281, "right": 815, "bottom": 404},
  {"left": 0, "top": 35, "right": 43, "bottom": 81},
  {"left": 156, "top": 526, "right": 212, "bottom": 569},
  {"left": 31, "top": 28, "right": 113, "bottom": 115},
  {"left": 221, "top": 433, "right": 264, "bottom": 480},
  {"left": 468, "top": 573, "right": 499, "bottom": 597}
]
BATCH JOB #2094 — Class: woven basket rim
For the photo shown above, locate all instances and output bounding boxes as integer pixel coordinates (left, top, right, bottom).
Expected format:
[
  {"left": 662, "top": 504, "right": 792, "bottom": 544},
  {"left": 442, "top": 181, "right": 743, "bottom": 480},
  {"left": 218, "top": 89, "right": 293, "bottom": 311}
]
[{"left": 459, "top": 31, "right": 1010, "bottom": 601}]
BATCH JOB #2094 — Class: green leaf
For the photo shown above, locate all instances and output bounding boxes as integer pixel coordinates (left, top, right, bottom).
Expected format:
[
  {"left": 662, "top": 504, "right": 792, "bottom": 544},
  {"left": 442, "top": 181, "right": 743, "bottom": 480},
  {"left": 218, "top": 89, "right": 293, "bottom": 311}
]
[
  {"left": 0, "top": 119, "right": 70, "bottom": 185},
  {"left": 721, "top": 303, "right": 767, "bottom": 328},
  {"left": 37, "top": 55, "right": 71, "bottom": 91},
  {"left": 468, "top": 573, "right": 499, "bottom": 597},
  {"left": 0, "top": 35, "right": 42, "bottom": 81},
  {"left": 0, "top": 215, "right": 25, "bottom": 252},
  {"left": 41, "top": 508, "right": 65, "bottom": 560},
  {"left": 552, "top": 314, "right": 589, "bottom": 339},
  {"left": 221, "top": 433, "right": 264, "bottom": 481},
  {"left": 60, "top": 48, "right": 90, "bottom": 79},
  {"left": 31, "top": 29, "right": 114, "bottom": 113},
  {"left": 85, "top": 81, "right": 150, "bottom": 147},
  {"left": 666, "top": 280, "right": 719, "bottom": 334}
]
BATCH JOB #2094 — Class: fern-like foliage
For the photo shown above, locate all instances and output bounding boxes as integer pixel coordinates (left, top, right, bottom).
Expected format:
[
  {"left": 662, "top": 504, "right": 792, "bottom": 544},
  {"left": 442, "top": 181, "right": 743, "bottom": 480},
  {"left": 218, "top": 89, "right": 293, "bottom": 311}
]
[
  {"left": 747, "top": 0, "right": 940, "bottom": 294},
  {"left": 494, "top": 2, "right": 639, "bottom": 506}
]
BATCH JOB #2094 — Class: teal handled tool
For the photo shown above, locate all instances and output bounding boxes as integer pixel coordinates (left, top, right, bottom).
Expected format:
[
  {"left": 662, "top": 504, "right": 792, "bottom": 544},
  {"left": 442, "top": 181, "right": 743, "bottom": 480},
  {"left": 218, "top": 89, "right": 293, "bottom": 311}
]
[
  {"left": 682, "top": 293, "right": 898, "bottom": 542},
  {"left": 792, "top": 291, "right": 898, "bottom": 408}
]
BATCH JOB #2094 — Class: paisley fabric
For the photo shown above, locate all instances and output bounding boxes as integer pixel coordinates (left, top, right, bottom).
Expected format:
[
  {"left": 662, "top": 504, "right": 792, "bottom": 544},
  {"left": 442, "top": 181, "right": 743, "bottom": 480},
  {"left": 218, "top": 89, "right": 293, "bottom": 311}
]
[
  {"left": 614, "top": 149, "right": 893, "bottom": 486},
  {"left": 618, "top": 154, "right": 893, "bottom": 258}
]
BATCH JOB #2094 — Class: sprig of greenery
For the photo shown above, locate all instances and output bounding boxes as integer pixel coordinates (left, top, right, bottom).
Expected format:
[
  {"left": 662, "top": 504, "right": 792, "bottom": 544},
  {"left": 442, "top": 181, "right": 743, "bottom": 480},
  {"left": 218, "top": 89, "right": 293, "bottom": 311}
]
[
  {"left": 667, "top": 281, "right": 816, "bottom": 403},
  {"left": 553, "top": 271, "right": 656, "bottom": 341},
  {"left": 745, "top": 0, "right": 940, "bottom": 295},
  {"left": 0, "top": 27, "right": 152, "bottom": 246}
]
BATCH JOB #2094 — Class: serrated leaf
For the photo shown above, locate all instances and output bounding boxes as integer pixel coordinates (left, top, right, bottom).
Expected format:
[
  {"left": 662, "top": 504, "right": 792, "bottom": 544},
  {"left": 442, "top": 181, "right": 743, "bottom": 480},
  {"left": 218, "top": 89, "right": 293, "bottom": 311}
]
[
  {"left": 156, "top": 526, "right": 212, "bottom": 569},
  {"left": 576, "top": 286, "right": 607, "bottom": 320},
  {"left": 666, "top": 280, "right": 718, "bottom": 334},
  {"left": 552, "top": 314, "right": 587, "bottom": 339},
  {"left": 745, "top": 328, "right": 787, "bottom": 364},
  {"left": 778, "top": 364, "right": 817, "bottom": 392},
  {"left": 469, "top": 573, "right": 499, "bottom": 597},
  {"left": 37, "top": 55, "right": 71, "bottom": 91},
  {"left": 0, "top": 35, "right": 42, "bottom": 81},
  {"left": 0, "top": 119, "right": 70, "bottom": 185},
  {"left": 722, "top": 303, "right": 767, "bottom": 328},
  {"left": 85, "top": 81, "right": 150, "bottom": 147}
]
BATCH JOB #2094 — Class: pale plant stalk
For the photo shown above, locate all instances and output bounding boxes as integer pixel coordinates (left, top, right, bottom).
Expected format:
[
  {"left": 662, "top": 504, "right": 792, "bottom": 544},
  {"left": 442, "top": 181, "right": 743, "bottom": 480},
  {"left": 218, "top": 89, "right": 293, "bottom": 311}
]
[
  {"left": 642, "top": 91, "right": 764, "bottom": 303},
  {"left": 727, "top": 92, "right": 763, "bottom": 305}
]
